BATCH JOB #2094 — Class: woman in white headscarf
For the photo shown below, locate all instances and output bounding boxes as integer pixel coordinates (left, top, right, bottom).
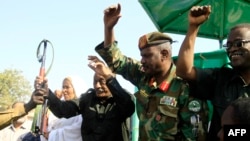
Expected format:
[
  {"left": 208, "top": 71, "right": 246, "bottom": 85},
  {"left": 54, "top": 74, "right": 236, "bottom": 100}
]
[{"left": 46, "top": 75, "right": 88, "bottom": 141}]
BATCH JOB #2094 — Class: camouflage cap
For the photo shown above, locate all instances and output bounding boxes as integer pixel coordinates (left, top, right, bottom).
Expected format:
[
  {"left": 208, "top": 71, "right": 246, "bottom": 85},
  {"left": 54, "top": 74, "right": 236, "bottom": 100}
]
[{"left": 138, "top": 32, "right": 173, "bottom": 50}]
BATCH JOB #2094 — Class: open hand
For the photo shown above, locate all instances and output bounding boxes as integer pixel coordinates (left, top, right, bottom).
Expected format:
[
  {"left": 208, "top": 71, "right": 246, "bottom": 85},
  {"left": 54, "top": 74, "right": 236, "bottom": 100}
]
[
  {"left": 88, "top": 55, "right": 114, "bottom": 80},
  {"left": 104, "top": 3, "right": 122, "bottom": 30}
]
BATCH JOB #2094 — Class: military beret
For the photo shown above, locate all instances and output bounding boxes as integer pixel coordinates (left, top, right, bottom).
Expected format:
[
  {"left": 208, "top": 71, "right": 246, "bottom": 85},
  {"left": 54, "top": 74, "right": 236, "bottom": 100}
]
[{"left": 138, "top": 32, "right": 173, "bottom": 50}]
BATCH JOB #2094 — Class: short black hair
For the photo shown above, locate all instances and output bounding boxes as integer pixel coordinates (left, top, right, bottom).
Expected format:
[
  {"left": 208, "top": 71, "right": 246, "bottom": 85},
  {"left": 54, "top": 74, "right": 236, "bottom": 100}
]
[
  {"left": 230, "top": 23, "right": 250, "bottom": 31},
  {"left": 230, "top": 98, "right": 250, "bottom": 124}
]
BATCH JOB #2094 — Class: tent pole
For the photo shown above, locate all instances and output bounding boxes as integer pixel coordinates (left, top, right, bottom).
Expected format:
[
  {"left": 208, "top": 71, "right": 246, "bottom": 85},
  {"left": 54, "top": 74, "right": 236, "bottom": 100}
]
[{"left": 219, "top": 39, "right": 223, "bottom": 49}]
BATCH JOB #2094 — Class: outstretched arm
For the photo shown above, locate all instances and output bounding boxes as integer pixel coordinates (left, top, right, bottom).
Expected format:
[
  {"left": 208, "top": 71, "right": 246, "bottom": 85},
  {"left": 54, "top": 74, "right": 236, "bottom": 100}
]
[
  {"left": 33, "top": 76, "right": 80, "bottom": 118},
  {"left": 0, "top": 100, "right": 36, "bottom": 130},
  {"left": 176, "top": 5, "right": 211, "bottom": 80},
  {"left": 103, "top": 3, "right": 121, "bottom": 47}
]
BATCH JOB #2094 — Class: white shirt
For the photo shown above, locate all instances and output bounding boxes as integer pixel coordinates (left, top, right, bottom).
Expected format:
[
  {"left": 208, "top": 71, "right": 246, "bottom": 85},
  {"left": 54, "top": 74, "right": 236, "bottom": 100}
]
[{"left": 0, "top": 124, "right": 30, "bottom": 141}]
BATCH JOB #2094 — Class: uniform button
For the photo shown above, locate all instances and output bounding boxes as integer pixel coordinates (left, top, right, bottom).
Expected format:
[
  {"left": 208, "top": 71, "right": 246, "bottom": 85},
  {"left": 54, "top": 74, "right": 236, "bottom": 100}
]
[
  {"left": 155, "top": 114, "right": 161, "bottom": 121},
  {"left": 146, "top": 112, "right": 151, "bottom": 116}
]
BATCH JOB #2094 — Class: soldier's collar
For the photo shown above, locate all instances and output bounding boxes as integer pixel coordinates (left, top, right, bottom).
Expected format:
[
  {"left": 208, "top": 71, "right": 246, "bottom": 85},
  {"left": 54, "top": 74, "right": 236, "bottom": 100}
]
[{"left": 149, "top": 64, "right": 176, "bottom": 92}]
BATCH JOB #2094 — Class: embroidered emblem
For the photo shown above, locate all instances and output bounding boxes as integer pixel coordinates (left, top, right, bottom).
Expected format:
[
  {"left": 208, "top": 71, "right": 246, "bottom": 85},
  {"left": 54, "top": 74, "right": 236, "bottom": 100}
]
[
  {"left": 139, "top": 89, "right": 149, "bottom": 98},
  {"left": 139, "top": 35, "right": 148, "bottom": 49},
  {"left": 160, "top": 96, "right": 177, "bottom": 107},
  {"left": 188, "top": 100, "right": 201, "bottom": 112}
]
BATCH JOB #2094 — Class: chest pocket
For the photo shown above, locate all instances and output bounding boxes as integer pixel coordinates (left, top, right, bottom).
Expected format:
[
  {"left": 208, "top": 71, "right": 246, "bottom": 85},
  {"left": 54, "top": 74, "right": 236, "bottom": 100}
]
[
  {"left": 153, "top": 78, "right": 185, "bottom": 135},
  {"left": 137, "top": 78, "right": 187, "bottom": 139},
  {"left": 95, "top": 103, "right": 115, "bottom": 120}
]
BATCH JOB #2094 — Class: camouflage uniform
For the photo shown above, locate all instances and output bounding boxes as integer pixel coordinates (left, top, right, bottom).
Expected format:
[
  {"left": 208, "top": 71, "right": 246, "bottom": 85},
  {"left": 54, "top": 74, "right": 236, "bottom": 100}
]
[{"left": 96, "top": 40, "right": 208, "bottom": 141}]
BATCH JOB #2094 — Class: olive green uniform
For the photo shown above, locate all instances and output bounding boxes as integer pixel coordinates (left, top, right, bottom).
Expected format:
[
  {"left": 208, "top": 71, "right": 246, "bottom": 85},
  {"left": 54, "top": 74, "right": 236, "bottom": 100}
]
[{"left": 0, "top": 106, "right": 26, "bottom": 130}]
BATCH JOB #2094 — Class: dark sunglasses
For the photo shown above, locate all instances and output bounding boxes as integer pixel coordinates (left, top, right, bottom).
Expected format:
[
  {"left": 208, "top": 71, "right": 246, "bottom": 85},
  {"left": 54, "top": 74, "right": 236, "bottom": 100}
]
[{"left": 223, "top": 39, "right": 250, "bottom": 49}]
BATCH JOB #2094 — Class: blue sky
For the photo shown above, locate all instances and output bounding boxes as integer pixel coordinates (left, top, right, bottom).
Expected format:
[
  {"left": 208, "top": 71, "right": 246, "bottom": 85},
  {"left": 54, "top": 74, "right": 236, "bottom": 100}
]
[{"left": 0, "top": 1, "right": 221, "bottom": 94}]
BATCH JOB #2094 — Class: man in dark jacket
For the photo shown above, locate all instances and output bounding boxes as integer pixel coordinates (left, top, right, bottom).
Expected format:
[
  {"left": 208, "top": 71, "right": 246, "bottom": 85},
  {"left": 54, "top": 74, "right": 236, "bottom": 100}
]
[
  {"left": 32, "top": 57, "right": 135, "bottom": 141},
  {"left": 176, "top": 5, "right": 250, "bottom": 141}
]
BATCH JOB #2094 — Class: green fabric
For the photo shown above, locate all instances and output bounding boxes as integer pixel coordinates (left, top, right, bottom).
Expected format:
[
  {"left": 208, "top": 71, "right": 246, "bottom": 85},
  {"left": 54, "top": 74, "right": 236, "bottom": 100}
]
[
  {"left": 31, "top": 105, "right": 42, "bottom": 132},
  {"left": 139, "top": 0, "right": 250, "bottom": 48}
]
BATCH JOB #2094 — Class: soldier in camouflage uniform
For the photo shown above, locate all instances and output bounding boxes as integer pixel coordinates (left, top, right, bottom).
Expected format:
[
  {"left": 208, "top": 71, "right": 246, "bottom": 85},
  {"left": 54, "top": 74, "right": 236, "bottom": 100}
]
[{"left": 91, "top": 3, "right": 209, "bottom": 141}]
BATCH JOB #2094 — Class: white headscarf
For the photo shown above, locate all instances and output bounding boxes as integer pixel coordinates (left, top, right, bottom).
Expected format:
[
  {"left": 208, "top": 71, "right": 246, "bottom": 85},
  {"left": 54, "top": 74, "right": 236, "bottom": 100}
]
[
  {"left": 67, "top": 75, "right": 88, "bottom": 98},
  {"left": 47, "top": 75, "right": 88, "bottom": 141}
]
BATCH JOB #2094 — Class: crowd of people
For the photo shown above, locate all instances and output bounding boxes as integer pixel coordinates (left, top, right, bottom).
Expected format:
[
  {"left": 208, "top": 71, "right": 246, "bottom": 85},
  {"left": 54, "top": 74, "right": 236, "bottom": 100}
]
[{"left": 1, "top": 3, "right": 250, "bottom": 141}]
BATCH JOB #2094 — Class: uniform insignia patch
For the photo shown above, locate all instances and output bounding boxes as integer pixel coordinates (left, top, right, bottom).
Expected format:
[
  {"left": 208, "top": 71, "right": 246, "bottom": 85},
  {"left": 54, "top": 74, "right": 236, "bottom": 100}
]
[
  {"left": 188, "top": 100, "right": 201, "bottom": 112},
  {"left": 139, "top": 89, "right": 149, "bottom": 98},
  {"left": 160, "top": 96, "right": 177, "bottom": 107}
]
